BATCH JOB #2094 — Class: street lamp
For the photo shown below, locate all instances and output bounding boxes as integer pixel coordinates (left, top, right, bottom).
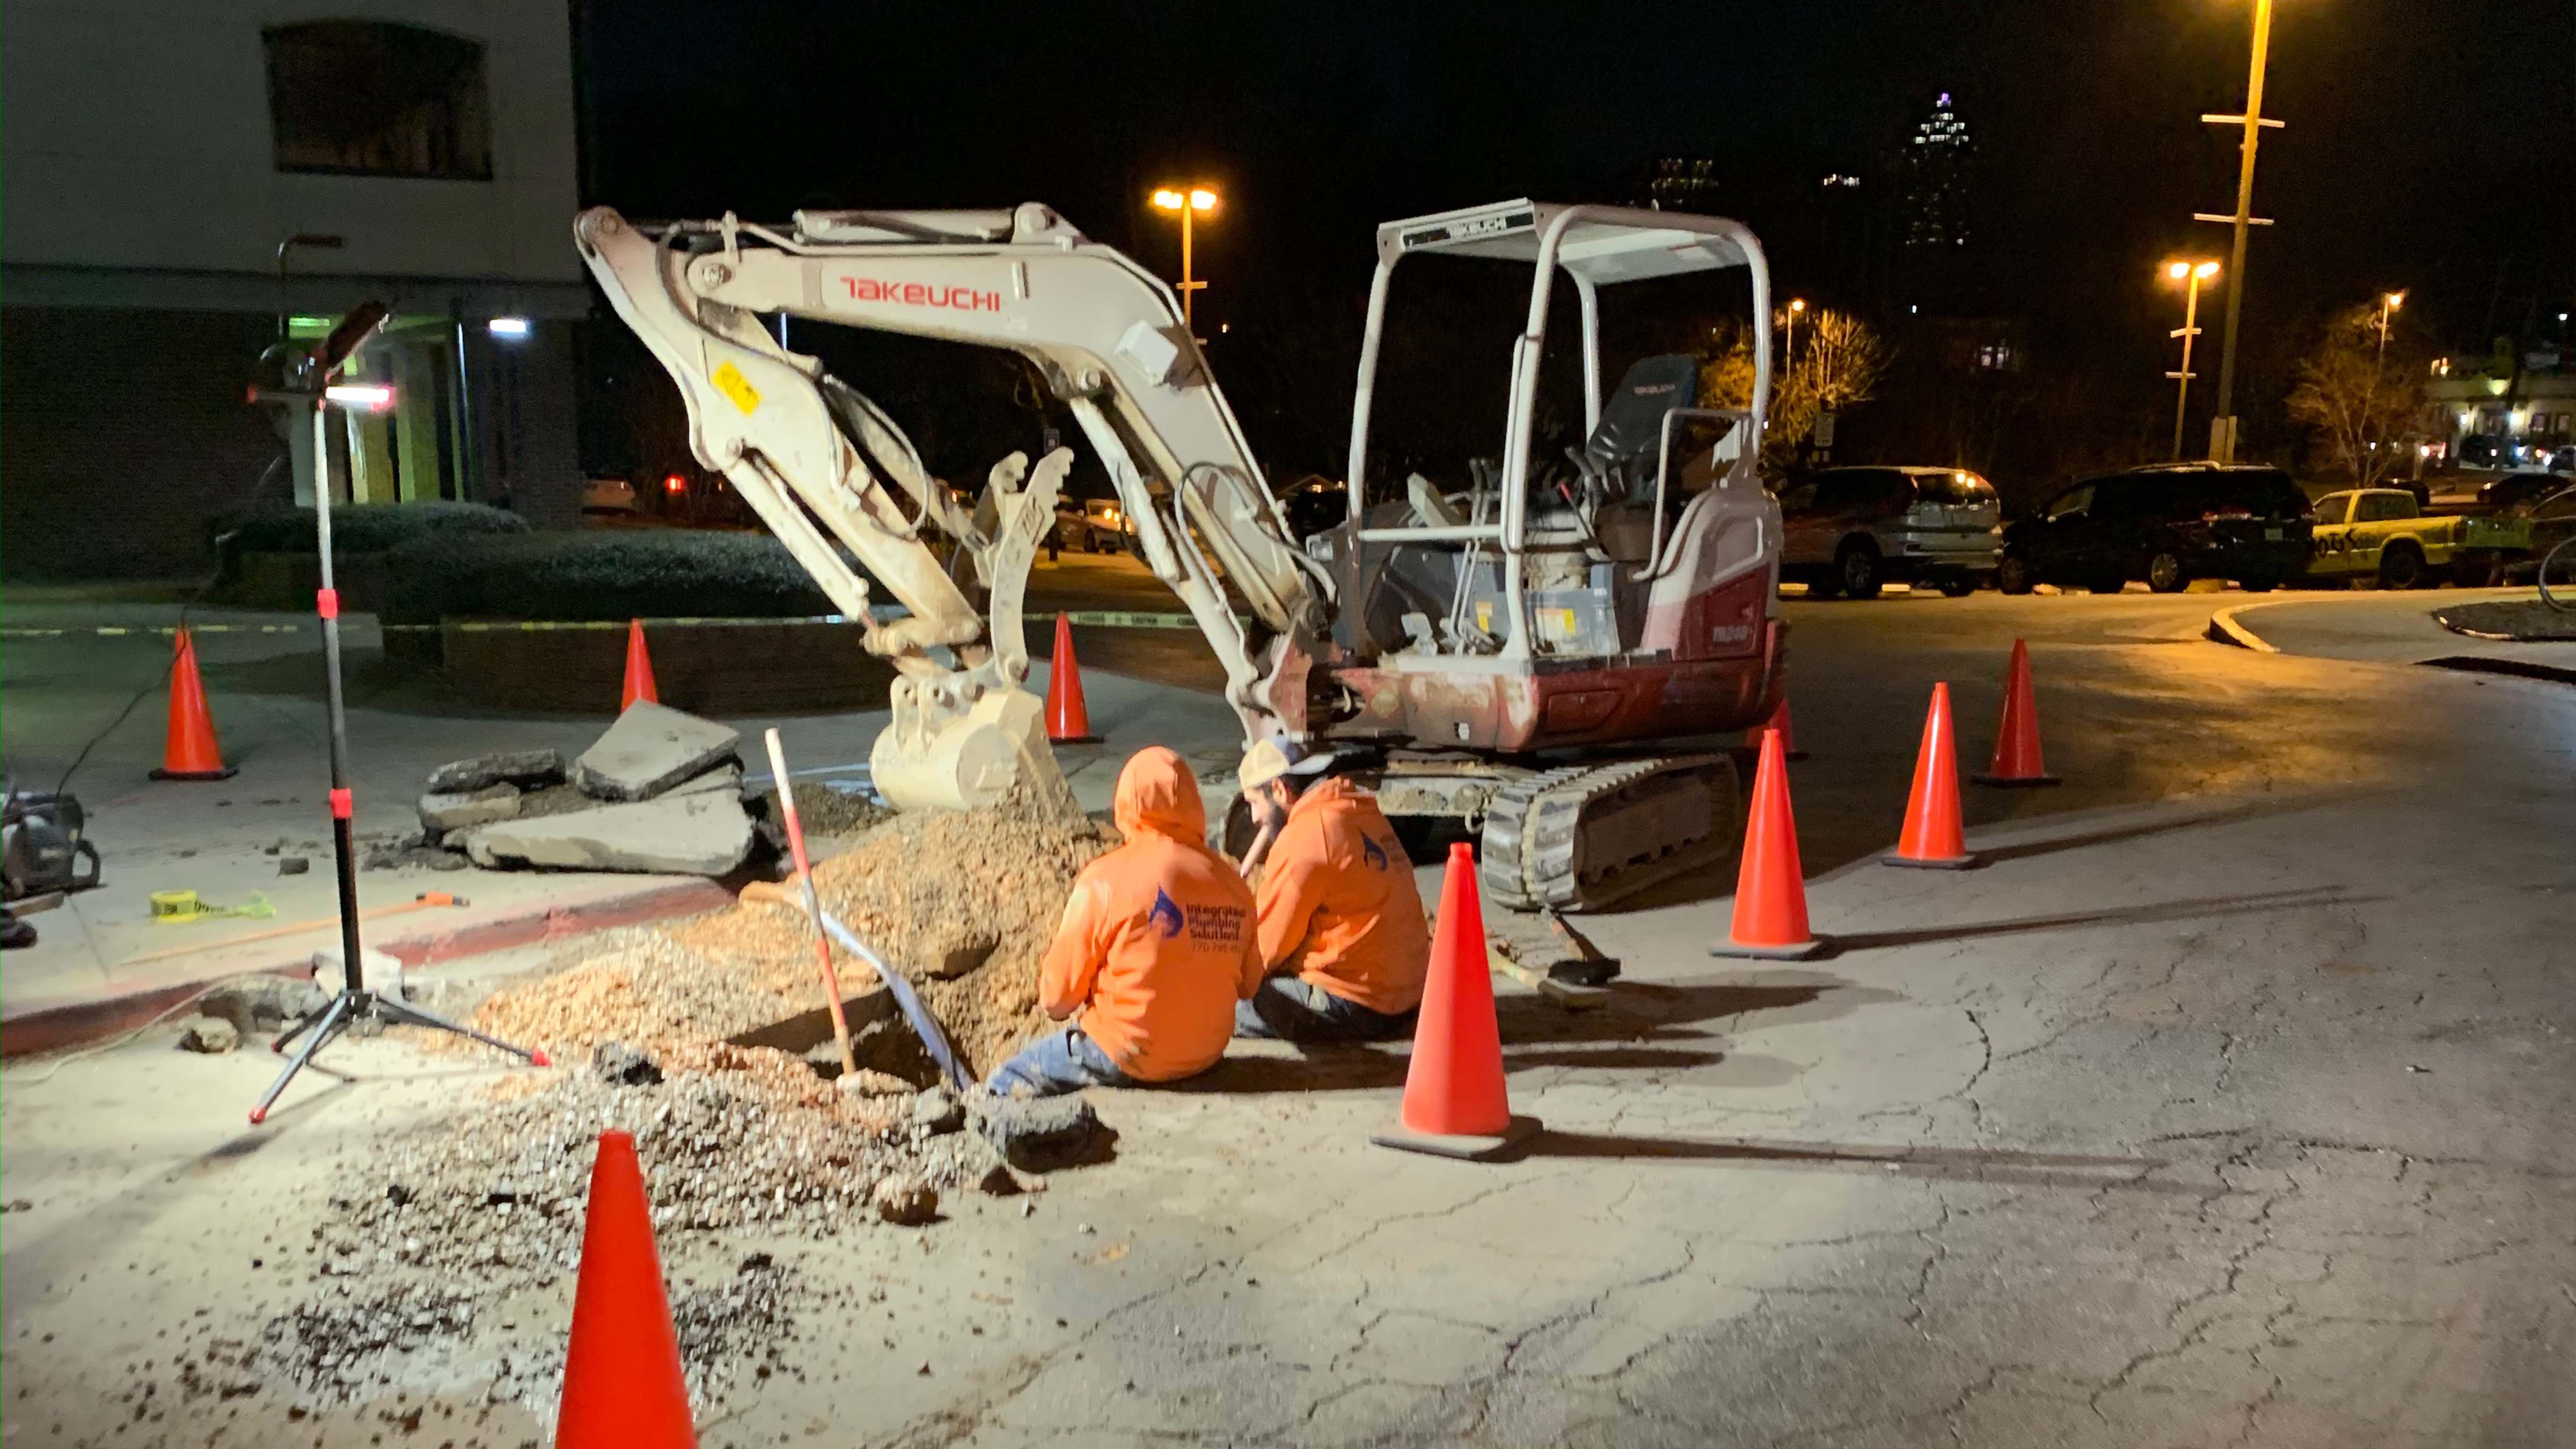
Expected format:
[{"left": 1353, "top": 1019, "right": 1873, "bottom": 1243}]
[
  {"left": 2163, "top": 260, "right": 2220, "bottom": 462},
  {"left": 2376, "top": 290, "right": 2406, "bottom": 366},
  {"left": 1783, "top": 297, "right": 1806, "bottom": 369},
  {"left": 1149, "top": 186, "right": 1219, "bottom": 331},
  {"left": 2194, "top": 0, "right": 2282, "bottom": 462}
]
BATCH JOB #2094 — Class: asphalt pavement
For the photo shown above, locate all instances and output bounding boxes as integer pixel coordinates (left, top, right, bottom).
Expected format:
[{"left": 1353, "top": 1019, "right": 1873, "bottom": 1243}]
[{"left": 3, "top": 567, "right": 2571, "bottom": 1447}]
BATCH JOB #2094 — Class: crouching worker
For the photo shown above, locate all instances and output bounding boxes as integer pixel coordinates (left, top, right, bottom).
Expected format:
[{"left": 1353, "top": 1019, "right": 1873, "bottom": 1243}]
[
  {"left": 1234, "top": 741, "right": 1430, "bottom": 1043},
  {"left": 984, "top": 746, "right": 1264, "bottom": 1098}
]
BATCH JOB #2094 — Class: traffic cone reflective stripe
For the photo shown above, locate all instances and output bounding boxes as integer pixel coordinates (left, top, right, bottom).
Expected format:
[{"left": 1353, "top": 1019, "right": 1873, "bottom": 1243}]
[
  {"left": 620, "top": 619, "right": 660, "bottom": 711},
  {"left": 150, "top": 627, "right": 236, "bottom": 781},
  {"left": 1745, "top": 696, "right": 1807, "bottom": 761},
  {"left": 1371, "top": 842, "right": 1538, "bottom": 1160},
  {"left": 1886, "top": 683, "right": 1978, "bottom": 869},
  {"left": 1711, "top": 730, "right": 1829, "bottom": 959},
  {"left": 1974, "top": 639, "right": 2060, "bottom": 787},
  {"left": 556, "top": 1131, "right": 695, "bottom": 1449},
  {"left": 1044, "top": 612, "right": 1100, "bottom": 743}
]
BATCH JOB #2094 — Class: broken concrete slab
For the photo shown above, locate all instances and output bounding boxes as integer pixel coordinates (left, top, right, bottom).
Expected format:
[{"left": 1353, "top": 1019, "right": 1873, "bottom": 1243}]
[
  {"left": 458, "top": 788, "right": 755, "bottom": 876},
  {"left": 419, "top": 784, "right": 520, "bottom": 833},
  {"left": 196, "top": 976, "right": 330, "bottom": 1035},
  {"left": 423, "top": 749, "right": 564, "bottom": 795},
  {"left": 178, "top": 1018, "right": 238, "bottom": 1053},
  {"left": 570, "top": 703, "right": 742, "bottom": 802}
]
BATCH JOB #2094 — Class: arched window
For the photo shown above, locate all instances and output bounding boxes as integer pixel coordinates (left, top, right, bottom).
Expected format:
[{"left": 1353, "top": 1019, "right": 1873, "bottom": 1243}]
[{"left": 263, "top": 20, "right": 492, "bottom": 180}]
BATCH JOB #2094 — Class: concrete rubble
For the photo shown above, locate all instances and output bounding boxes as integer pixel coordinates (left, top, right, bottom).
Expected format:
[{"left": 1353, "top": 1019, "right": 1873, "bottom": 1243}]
[
  {"left": 568, "top": 702, "right": 742, "bottom": 802},
  {"left": 384, "top": 705, "right": 758, "bottom": 879}
]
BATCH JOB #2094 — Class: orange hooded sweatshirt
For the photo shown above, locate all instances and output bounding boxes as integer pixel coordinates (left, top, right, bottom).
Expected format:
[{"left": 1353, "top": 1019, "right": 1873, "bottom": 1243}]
[
  {"left": 1254, "top": 777, "right": 1430, "bottom": 1014},
  {"left": 1037, "top": 748, "right": 1264, "bottom": 1082}
]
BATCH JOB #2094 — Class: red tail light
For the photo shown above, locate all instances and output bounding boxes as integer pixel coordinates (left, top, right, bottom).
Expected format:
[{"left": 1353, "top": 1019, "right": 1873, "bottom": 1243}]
[{"left": 2201, "top": 507, "right": 2252, "bottom": 522}]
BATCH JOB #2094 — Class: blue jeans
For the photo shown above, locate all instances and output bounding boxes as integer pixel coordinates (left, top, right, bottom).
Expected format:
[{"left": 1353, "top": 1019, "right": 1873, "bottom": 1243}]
[
  {"left": 1235, "top": 976, "right": 1418, "bottom": 1043},
  {"left": 984, "top": 1026, "right": 1133, "bottom": 1098}
]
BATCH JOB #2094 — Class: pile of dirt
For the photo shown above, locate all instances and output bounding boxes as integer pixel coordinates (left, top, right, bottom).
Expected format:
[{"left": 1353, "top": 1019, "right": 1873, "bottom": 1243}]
[
  {"left": 801, "top": 789, "right": 1111, "bottom": 1075},
  {"left": 261, "top": 788, "right": 1110, "bottom": 1420},
  {"left": 479, "top": 787, "right": 1113, "bottom": 1079}
]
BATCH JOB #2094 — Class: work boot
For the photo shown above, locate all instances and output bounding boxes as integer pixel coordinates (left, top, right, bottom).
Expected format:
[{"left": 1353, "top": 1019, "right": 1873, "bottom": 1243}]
[{"left": 0, "top": 909, "right": 35, "bottom": 949}]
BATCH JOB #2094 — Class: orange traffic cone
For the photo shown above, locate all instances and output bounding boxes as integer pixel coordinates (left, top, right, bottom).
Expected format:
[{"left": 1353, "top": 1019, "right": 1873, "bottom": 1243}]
[
  {"left": 150, "top": 628, "right": 236, "bottom": 781},
  {"left": 1044, "top": 612, "right": 1100, "bottom": 743},
  {"left": 1974, "top": 639, "right": 2059, "bottom": 787},
  {"left": 620, "top": 619, "right": 660, "bottom": 711},
  {"left": 1710, "top": 729, "right": 1830, "bottom": 959},
  {"left": 555, "top": 1130, "right": 696, "bottom": 1449},
  {"left": 1885, "top": 683, "right": 1978, "bottom": 869},
  {"left": 1744, "top": 694, "right": 1808, "bottom": 761},
  {"left": 1370, "top": 841, "right": 1539, "bottom": 1160}
]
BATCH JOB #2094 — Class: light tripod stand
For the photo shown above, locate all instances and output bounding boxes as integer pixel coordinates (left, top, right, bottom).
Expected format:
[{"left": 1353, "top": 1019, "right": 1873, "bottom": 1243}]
[{"left": 247, "top": 303, "right": 548, "bottom": 1124}]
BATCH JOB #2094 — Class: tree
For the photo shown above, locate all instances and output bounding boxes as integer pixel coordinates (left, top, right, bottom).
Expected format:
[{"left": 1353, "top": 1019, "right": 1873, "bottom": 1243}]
[
  {"left": 2285, "top": 301, "right": 2431, "bottom": 489},
  {"left": 1697, "top": 307, "right": 1892, "bottom": 471}
]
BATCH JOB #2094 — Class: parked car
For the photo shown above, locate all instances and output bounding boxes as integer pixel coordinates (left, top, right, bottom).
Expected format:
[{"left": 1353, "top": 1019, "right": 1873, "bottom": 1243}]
[
  {"left": 2477, "top": 471, "right": 2567, "bottom": 515},
  {"left": 1276, "top": 474, "right": 1349, "bottom": 542},
  {"left": 2301, "top": 487, "right": 2531, "bottom": 588},
  {"left": 2504, "top": 484, "right": 2576, "bottom": 583},
  {"left": 1049, "top": 501, "right": 1089, "bottom": 552},
  {"left": 581, "top": 475, "right": 639, "bottom": 515},
  {"left": 1080, "top": 497, "right": 1133, "bottom": 553},
  {"left": 1775, "top": 466, "right": 2002, "bottom": 599},
  {"left": 1998, "top": 463, "right": 2312, "bottom": 595}
]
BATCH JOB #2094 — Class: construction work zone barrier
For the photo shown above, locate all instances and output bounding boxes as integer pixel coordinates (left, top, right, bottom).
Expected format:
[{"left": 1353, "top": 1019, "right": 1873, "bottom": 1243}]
[
  {"left": 1710, "top": 729, "right": 1829, "bottom": 960},
  {"left": 1044, "top": 612, "right": 1100, "bottom": 743},
  {"left": 1744, "top": 694, "right": 1807, "bottom": 760},
  {"left": 1975, "top": 639, "right": 2060, "bottom": 787},
  {"left": 1370, "top": 841, "right": 1540, "bottom": 1161},
  {"left": 3, "top": 610, "right": 1233, "bottom": 639},
  {"left": 1885, "top": 682, "right": 1978, "bottom": 869},
  {"left": 555, "top": 1130, "right": 697, "bottom": 1449},
  {"left": 150, "top": 628, "right": 237, "bottom": 781},
  {"left": 620, "top": 618, "right": 661, "bottom": 709}
]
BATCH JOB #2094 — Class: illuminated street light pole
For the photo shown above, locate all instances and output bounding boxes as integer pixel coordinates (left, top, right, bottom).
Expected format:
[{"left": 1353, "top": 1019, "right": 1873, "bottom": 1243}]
[
  {"left": 2196, "top": 0, "right": 2280, "bottom": 462},
  {"left": 2164, "top": 260, "right": 2221, "bottom": 462},
  {"left": 1150, "top": 187, "right": 1219, "bottom": 333},
  {"left": 1783, "top": 297, "right": 1805, "bottom": 371},
  {"left": 2375, "top": 290, "right": 2406, "bottom": 368}
]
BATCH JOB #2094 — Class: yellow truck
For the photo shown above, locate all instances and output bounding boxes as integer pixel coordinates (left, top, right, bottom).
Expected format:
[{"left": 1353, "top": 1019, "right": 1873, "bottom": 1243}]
[{"left": 2301, "top": 488, "right": 2531, "bottom": 588}]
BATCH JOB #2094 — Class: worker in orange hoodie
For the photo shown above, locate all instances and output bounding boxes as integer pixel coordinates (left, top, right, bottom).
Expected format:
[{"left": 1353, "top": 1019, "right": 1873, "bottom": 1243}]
[
  {"left": 985, "top": 746, "right": 1265, "bottom": 1097},
  {"left": 1233, "top": 740, "right": 1430, "bottom": 1042}
]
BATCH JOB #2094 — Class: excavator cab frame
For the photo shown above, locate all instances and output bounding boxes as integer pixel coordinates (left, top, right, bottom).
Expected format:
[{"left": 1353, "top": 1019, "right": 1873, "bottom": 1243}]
[{"left": 1337, "top": 199, "right": 1775, "bottom": 662}]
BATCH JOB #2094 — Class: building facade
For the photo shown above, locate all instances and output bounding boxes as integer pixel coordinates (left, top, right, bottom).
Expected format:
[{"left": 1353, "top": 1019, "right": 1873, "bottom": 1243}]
[
  {"left": 1895, "top": 91, "right": 1975, "bottom": 316},
  {"left": 2425, "top": 343, "right": 2576, "bottom": 470},
  {"left": 2, "top": 1, "right": 585, "bottom": 579}
]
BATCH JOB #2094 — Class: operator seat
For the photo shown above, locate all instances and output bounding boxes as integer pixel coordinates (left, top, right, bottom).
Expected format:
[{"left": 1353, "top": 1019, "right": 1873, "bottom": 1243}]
[
  {"left": 1565, "top": 353, "right": 1698, "bottom": 563},
  {"left": 1582, "top": 354, "right": 1700, "bottom": 501}
]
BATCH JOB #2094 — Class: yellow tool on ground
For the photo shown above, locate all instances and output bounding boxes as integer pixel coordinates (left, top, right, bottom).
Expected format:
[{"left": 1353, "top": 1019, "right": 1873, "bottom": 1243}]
[{"left": 148, "top": 889, "right": 277, "bottom": 924}]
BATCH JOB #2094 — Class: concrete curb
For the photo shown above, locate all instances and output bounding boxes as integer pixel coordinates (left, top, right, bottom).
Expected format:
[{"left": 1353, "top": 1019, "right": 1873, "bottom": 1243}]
[
  {"left": 2205, "top": 602, "right": 2282, "bottom": 653},
  {"left": 0, "top": 877, "right": 731, "bottom": 1059}
]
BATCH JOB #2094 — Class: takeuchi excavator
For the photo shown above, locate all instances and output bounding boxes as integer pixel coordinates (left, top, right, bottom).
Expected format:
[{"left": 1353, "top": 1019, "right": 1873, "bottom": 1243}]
[{"left": 575, "top": 197, "right": 1787, "bottom": 911}]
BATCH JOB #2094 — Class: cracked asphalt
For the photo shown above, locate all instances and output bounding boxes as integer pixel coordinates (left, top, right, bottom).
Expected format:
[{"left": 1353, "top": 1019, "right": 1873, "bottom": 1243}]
[{"left": 4, "top": 589, "right": 2570, "bottom": 1446}]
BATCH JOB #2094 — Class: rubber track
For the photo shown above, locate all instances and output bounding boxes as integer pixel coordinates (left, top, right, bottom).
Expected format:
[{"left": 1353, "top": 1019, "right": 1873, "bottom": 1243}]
[{"left": 1479, "top": 754, "right": 1739, "bottom": 913}]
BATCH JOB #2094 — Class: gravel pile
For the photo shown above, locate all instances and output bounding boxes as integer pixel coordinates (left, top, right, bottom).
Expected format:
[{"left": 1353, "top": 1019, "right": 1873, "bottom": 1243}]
[
  {"left": 258, "top": 1283, "right": 479, "bottom": 1400},
  {"left": 255, "top": 789, "right": 1109, "bottom": 1419}
]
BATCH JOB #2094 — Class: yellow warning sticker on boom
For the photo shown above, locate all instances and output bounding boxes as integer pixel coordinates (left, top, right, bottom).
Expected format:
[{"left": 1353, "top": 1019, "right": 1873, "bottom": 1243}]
[{"left": 711, "top": 361, "right": 762, "bottom": 415}]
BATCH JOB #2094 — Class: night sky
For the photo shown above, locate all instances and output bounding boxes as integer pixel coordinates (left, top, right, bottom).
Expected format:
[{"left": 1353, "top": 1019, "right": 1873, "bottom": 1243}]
[{"left": 580, "top": 1, "right": 2573, "bottom": 481}]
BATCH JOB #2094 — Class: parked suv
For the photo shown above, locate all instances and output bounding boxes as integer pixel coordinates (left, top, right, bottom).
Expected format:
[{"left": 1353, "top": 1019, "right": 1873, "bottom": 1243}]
[
  {"left": 1999, "top": 464, "right": 2312, "bottom": 595},
  {"left": 1776, "top": 466, "right": 2002, "bottom": 599}
]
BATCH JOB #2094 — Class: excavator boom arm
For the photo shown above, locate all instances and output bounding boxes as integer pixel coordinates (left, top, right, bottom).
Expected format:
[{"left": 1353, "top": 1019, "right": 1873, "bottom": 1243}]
[{"left": 574, "top": 203, "right": 1331, "bottom": 747}]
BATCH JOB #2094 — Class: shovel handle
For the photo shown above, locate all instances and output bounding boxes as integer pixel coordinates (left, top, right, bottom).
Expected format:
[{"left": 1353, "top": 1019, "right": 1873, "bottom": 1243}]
[{"left": 763, "top": 729, "right": 858, "bottom": 1078}]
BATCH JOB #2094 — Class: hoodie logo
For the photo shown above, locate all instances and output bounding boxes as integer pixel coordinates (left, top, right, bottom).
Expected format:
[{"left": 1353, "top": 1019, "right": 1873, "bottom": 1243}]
[
  {"left": 1148, "top": 887, "right": 1187, "bottom": 939},
  {"left": 1362, "top": 835, "right": 1392, "bottom": 872}
]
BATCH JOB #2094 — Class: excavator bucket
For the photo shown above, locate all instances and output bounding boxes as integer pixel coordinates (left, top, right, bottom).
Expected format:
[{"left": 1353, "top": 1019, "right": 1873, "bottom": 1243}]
[{"left": 868, "top": 680, "right": 1064, "bottom": 813}]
